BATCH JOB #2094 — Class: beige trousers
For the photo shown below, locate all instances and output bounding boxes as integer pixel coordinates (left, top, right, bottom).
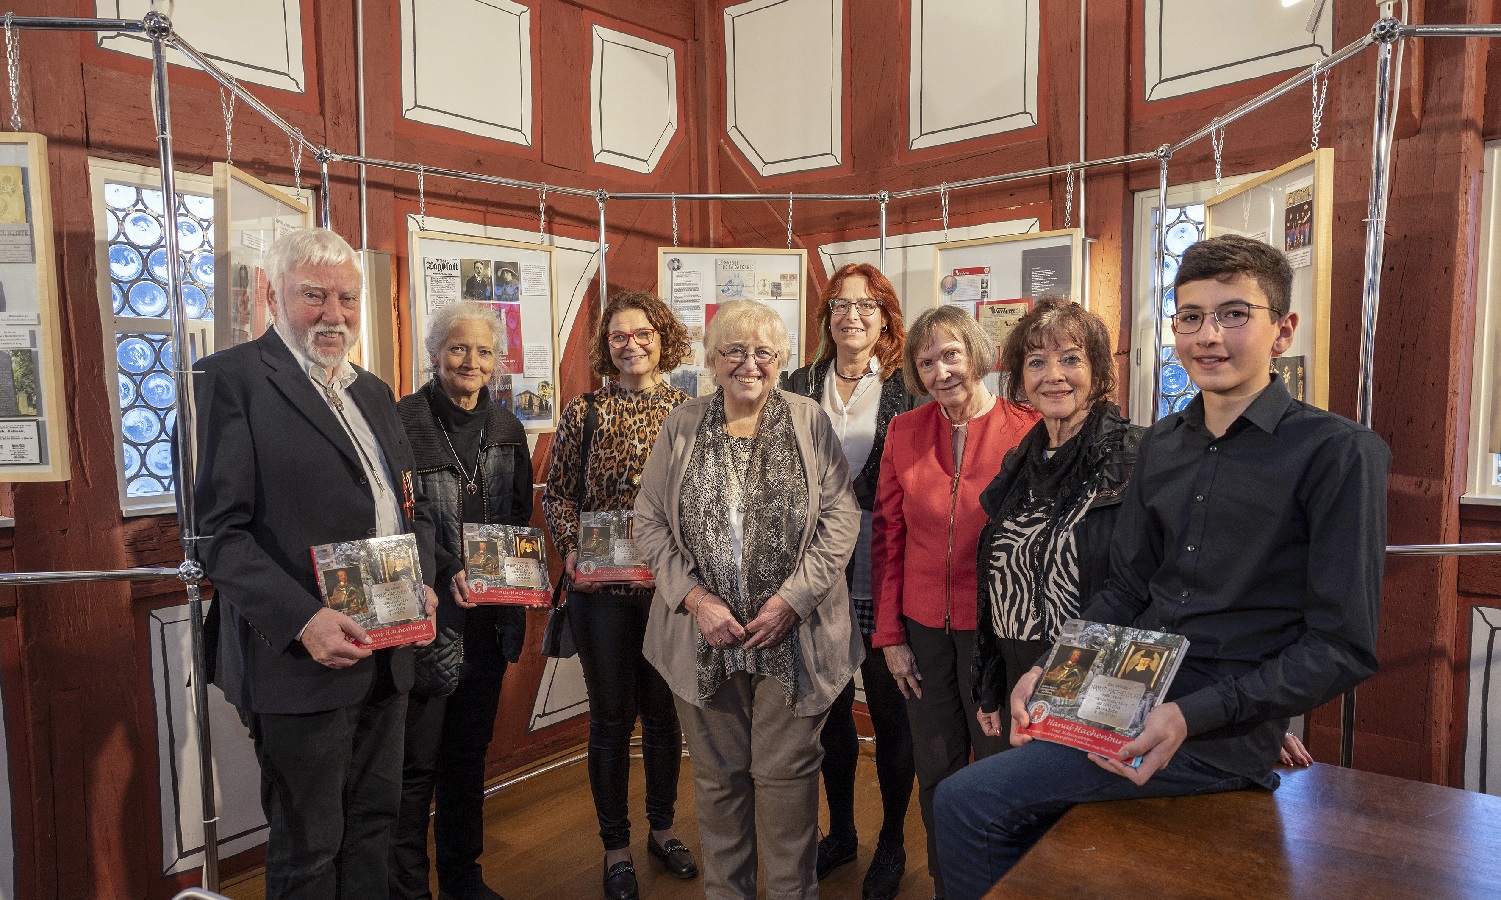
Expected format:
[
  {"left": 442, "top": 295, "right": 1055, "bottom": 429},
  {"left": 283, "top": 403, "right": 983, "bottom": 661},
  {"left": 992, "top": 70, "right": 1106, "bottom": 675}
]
[{"left": 676, "top": 671, "right": 830, "bottom": 900}]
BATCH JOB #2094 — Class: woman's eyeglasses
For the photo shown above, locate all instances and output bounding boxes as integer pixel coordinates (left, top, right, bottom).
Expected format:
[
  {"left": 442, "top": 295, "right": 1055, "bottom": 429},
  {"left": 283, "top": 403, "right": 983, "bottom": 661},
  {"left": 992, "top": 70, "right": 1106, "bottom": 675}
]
[
  {"left": 606, "top": 328, "right": 658, "bottom": 348},
  {"left": 829, "top": 299, "right": 881, "bottom": 317},
  {"left": 716, "top": 345, "right": 779, "bottom": 365}
]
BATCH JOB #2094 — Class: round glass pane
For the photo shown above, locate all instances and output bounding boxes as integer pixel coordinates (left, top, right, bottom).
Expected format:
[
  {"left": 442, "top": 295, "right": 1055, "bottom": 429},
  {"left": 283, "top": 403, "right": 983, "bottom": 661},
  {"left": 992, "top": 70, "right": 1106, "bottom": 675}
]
[
  {"left": 108, "top": 244, "right": 143, "bottom": 281},
  {"left": 183, "top": 194, "right": 213, "bottom": 219},
  {"left": 1160, "top": 286, "right": 1176, "bottom": 318},
  {"left": 141, "top": 189, "right": 164, "bottom": 214},
  {"left": 191, "top": 252, "right": 214, "bottom": 285},
  {"left": 146, "top": 442, "right": 174, "bottom": 476},
  {"left": 103, "top": 183, "right": 136, "bottom": 210},
  {"left": 111, "top": 282, "right": 126, "bottom": 316},
  {"left": 1161, "top": 363, "right": 1190, "bottom": 395},
  {"left": 1172, "top": 392, "right": 1197, "bottom": 413},
  {"left": 106, "top": 211, "right": 121, "bottom": 241},
  {"left": 121, "top": 407, "right": 162, "bottom": 443},
  {"left": 147, "top": 248, "right": 169, "bottom": 282},
  {"left": 117, "top": 373, "right": 137, "bottom": 408},
  {"left": 128, "top": 280, "right": 168, "bottom": 317},
  {"left": 127, "top": 475, "right": 162, "bottom": 498},
  {"left": 183, "top": 284, "right": 208, "bottom": 319},
  {"left": 165, "top": 408, "right": 177, "bottom": 437},
  {"left": 123, "top": 210, "right": 162, "bottom": 247},
  {"left": 117, "top": 337, "right": 155, "bottom": 374},
  {"left": 142, "top": 372, "right": 176, "bottom": 408},
  {"left": 1160, "top": 255, "right": 1178, "bottom": 288},
  {"left": 160, "top": 341, "right": 175, "bottom": 372},
  {"left": 122, "top": 444, "right": 141, "bottom": 478},
  {"left": 177, "top": 217, "right": 204, "bottom": 252},
  {"left": 1165, "top": 222, "right": 1199, "bottom": 256}
]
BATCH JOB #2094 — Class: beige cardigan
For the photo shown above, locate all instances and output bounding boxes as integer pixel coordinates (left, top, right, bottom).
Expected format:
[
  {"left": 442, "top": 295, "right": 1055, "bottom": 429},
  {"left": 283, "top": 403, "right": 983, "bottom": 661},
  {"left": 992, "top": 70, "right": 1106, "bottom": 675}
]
[{"left": 635, "top": 390, "right": 864, "bottom": 717}]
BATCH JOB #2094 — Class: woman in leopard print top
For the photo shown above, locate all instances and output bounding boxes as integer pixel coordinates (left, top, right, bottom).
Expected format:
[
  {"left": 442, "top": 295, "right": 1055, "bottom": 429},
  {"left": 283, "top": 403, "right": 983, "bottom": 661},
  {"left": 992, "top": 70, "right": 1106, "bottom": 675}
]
[{"left": 542, "top": 290, "right": 696, "bottom": 900}]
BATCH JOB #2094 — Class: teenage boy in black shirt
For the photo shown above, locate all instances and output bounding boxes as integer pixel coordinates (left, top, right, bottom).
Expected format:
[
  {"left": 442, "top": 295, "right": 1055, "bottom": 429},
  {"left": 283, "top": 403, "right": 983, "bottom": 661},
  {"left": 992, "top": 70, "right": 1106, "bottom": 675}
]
[{"left": 934, "top": 234, "right": 1391, "bottom": 900}]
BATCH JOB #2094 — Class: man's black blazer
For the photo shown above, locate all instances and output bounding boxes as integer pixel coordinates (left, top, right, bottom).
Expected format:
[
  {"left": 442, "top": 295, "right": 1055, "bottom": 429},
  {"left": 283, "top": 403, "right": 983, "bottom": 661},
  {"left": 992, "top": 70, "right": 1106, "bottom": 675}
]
[{"left": 192, "top": 328, "right": 437, "bottom": 714}]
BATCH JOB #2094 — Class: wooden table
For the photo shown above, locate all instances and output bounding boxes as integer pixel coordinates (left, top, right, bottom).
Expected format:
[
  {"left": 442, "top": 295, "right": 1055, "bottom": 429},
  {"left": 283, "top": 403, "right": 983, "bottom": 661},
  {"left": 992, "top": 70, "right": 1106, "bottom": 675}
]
[{"left": 984, "top": 762, "right": 1501, "bottom": 899}]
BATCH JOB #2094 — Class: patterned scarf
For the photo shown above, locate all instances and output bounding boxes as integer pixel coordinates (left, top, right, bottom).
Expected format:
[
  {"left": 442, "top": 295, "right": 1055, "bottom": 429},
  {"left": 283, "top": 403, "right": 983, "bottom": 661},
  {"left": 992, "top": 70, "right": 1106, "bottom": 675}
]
[{"left": 679, "top": 389, "right": 808, "bottom": 706}]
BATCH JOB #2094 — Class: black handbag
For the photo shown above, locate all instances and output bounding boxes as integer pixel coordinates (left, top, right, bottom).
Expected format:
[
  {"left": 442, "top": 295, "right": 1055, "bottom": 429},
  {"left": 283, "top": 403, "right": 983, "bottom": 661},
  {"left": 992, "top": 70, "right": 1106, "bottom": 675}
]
[{"left": 541, "top": 394, "right": 597, "bottom": 659}]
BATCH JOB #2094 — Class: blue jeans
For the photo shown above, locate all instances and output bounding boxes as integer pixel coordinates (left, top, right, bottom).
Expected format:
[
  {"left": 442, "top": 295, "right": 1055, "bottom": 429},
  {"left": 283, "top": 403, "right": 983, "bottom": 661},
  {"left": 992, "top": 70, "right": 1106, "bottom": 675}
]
[{"left": 934, "top": 740, "right": 1262, "bottom": 900}]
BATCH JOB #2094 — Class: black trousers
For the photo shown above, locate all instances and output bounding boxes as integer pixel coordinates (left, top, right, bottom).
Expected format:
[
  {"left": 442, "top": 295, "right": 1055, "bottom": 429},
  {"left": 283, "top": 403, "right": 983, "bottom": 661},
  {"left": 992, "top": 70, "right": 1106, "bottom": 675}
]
[
  {"left": 569, "top": 590, "right": 681, "bottom": 851},
  {"left": 903, "top": 619, "right": 1008, "bottom": 899},
  {"left": 244, "top": 679, "right": 407, "bottom": 900},
  {"left": 819, "top": 632, "right": 915, "bottom": 847},
  {"left": 390, "top": 668, "right": 506, "bottom": 899}
]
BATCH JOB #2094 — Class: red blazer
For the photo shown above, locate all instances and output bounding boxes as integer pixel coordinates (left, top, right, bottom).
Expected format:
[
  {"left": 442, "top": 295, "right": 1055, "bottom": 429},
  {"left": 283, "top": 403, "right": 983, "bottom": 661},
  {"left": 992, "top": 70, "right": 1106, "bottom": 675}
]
[{"left": 871, "top": 396, "right": 1039, "bottom": 647}]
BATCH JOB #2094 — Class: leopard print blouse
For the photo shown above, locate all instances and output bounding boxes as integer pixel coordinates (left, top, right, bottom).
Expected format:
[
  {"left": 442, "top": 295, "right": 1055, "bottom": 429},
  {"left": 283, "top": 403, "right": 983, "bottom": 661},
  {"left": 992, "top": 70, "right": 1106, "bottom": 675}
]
[{"left": 542, "top": 379, "right": 689, "bottom": 567}]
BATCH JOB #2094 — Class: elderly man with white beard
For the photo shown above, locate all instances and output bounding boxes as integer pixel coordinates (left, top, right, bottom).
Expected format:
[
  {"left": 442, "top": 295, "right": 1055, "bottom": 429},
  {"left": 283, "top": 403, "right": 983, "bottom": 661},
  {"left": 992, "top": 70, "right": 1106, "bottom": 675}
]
[{"left": 192, "top": 228, "right": 438, "bottom": 900}]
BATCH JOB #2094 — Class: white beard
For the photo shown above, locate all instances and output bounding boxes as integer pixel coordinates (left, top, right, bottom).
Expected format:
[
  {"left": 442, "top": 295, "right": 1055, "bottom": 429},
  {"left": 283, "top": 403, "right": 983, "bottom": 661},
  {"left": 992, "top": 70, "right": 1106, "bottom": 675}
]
[{"left": 276, "top": 310, "right": 359, "bottom": 370}]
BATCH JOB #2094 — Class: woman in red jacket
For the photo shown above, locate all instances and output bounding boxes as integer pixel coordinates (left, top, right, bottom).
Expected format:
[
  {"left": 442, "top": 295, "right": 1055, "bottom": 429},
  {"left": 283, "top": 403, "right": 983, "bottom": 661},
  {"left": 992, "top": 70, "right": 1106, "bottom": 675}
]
[{"left": 871, "top": 304, "right": 1039, "bottom": 900}]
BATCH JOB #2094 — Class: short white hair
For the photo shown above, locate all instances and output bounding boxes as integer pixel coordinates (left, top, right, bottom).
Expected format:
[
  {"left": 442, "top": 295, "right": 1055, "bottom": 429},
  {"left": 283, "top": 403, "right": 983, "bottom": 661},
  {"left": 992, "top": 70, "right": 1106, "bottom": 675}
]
[
  {"left": 264, "top": 228, "right": 360, "bottom": 295},
  {"left": 425, "top": 301, "right": 505, "bottom": 364},
  {"left": 703, "top": 299, "right": 791, "bottom": 367}
]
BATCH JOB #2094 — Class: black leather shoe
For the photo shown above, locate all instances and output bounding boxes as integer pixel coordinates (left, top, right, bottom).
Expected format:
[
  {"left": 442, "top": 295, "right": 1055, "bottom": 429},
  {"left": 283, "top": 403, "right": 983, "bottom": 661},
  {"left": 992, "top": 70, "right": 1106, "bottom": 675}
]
[
  {"left": 861, "top": 840, "right": 906, "bottom": 900},
  {"left": 815, "top": 831, "right": 858, "bottom": 880},
  {"left": 647, "top": 834, "right": 699, "bottom": 879},
  {"left": 603, "top": 859, "right": 639, "bottom": 900}
]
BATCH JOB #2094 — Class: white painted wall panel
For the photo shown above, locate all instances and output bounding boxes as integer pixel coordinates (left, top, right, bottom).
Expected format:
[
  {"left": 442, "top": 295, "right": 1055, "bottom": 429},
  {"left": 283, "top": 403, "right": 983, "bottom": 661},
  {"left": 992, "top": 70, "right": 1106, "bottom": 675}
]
[
  {"left": 725, "top": 0, "right": 843, "bottom": 176},
  {"left": 908, "top": 0, "right": 1040, "bottom": 150},
  {"left": 1144, "top": 0, "right": 1333, "bottom": 101},
  {"left": 400, "top": 0, "right": 533, "bottom": 146},
  {"left": 591, "top": 27, "right": 678, "bottom": 174},
  {"left": 96, "top": 0, "right": 306, "bottom": 93}
]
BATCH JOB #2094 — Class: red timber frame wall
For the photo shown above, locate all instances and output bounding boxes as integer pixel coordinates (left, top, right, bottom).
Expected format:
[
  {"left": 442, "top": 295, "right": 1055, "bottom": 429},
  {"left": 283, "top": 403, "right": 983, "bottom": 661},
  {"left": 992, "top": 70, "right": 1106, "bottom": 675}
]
[{"left": 0, "top": 0, "right": 1495, "bottom": 896}]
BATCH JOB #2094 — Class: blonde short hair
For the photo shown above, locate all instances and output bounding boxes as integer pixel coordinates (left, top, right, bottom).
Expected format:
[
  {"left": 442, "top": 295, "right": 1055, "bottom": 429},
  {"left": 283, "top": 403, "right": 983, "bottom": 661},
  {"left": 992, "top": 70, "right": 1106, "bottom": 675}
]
[
  {"left": 702, "top": 299, "right": 792, "bottom": 369},
  {"left": 902, "top": 305, "right": 995, "bottom": 396}
]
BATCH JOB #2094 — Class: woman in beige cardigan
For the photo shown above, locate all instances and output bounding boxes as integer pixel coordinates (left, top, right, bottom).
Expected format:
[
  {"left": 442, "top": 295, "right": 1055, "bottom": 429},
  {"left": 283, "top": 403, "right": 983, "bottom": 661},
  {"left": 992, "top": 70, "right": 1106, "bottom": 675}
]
[{"left": 635, "top": 299, "right": 863, "bottom": 899}]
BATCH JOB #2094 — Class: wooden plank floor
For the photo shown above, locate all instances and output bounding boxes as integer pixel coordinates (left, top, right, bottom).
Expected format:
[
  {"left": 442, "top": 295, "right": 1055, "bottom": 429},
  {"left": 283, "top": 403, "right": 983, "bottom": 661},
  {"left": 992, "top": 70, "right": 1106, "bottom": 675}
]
[{"left": 221, "top": 741, "right": 936, "bottom": 899}]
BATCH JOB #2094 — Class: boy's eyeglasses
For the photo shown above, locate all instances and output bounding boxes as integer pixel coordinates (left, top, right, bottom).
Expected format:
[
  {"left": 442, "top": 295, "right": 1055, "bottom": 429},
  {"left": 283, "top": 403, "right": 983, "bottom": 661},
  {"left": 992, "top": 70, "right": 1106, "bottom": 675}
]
[{"left": 1169, "top": 300, "right": 1278, "bottom": 335}]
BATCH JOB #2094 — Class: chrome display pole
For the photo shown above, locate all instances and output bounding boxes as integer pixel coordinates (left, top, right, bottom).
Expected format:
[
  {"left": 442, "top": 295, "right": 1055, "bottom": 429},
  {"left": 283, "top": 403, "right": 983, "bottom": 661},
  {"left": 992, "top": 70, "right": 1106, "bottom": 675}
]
[
  {"left": 597, "top": 190, "right": 609, "bottom": 314},
  {"left": 318, "top": 155, "right": 331, "bottom": 228},
  {"left": 878, "top": 191, "right": 889, "bottom": 272},
  {"left": 148, "top": 12, "right": 220, "bottom": 890},
  {"left": 1346, "top": 6, "right": 1405, "bottom": 772},
  {"left": 1152, "top": 147, "right": 1171, "bottom": 424}
]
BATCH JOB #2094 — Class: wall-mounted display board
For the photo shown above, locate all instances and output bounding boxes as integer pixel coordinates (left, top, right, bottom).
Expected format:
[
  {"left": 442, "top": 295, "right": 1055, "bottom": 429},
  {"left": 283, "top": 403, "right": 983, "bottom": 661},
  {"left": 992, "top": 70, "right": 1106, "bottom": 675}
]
[
  {"left": 0, "top": 134, "right": 68, "bottom": 481},
  {"left": 933, "top": 228, "right": 1083, "bottom": 394},
  {"left": 657, "top": 247, "right": 808, "bottom": 397},
  {"left": 1204, "top": 148, "right": 1334, "bottom": 409},
  {"left": 212, "top": 163, "right": 313, "bottom": 350},
  {"left": 408, "top": 231, "right": 561, "bottom": 432}
]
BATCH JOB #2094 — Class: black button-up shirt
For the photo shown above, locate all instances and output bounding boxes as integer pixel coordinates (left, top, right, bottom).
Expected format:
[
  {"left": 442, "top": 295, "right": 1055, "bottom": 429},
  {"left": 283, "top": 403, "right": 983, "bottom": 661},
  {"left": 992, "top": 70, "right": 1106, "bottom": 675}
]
[{"left": 1083, "top": 375, "right": 1391, "bottom": 784}]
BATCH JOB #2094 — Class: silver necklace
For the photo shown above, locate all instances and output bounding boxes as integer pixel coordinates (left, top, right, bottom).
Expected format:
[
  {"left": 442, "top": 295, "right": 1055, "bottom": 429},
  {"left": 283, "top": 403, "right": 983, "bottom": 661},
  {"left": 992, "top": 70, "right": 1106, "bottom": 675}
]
[{"left": 438, "top": 421, "right": 484, "bottom": 494}]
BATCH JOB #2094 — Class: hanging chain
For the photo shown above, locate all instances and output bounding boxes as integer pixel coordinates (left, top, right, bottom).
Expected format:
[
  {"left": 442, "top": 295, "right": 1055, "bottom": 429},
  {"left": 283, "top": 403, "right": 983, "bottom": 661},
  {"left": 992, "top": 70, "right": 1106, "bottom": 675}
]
[
  {"left": 1064, "top": 164, "right": 1075, "bottom": 230},
  {"left": 219, "top": 76, "right": 238, "bottom": 165},
  {"left": 786, "top": 192, "right": 794, "bottom": 249},
  {"left": 538, "top": 185, "right": 548, "bottom": 241},
  {"left": 4, "top": 13, "right": 20, "bottom": 132},
  {"left": 417, "top": 164, "right": 427, "bottom": 232},
  {"left": 1310, "top": 67, "right": 1330, "bottom": 152},
  {"left": 289, "top": 128, "right": 305, "bottom": 191},
  {"left": 940, "top": 183, "right": 950, "bottom": 240},
  {"left": 1211, "top": 126, "right": 1225, "bottom": 187},
  {"left": 670, "top": 193, "right": 679, "bottom": 247}
]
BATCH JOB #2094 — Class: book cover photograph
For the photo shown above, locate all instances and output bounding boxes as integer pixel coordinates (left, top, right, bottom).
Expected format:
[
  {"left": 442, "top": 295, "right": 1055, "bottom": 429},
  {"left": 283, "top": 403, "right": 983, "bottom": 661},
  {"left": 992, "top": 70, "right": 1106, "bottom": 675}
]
[
  {"left": 573, "top": 510, "right": 651, "bottom": 585},
  {"left": 311, "top": 533, "right": 434, "bottom": 650},
  {"left": 464, "top": 523, "right": 551, "bottom": 607},
  {"left": 1020, "top": 619, "right": 1190, "bottom": 764}
]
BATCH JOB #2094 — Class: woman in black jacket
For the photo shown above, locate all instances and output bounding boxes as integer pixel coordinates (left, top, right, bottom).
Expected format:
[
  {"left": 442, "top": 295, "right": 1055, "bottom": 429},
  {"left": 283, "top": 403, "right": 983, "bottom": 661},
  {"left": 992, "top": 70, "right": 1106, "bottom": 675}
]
[
  {"left": 781, "top": 263, "right": 917, "bottom": 900},
  {"left": 391, "top": 301, "right": 533, "bottom": 900}
]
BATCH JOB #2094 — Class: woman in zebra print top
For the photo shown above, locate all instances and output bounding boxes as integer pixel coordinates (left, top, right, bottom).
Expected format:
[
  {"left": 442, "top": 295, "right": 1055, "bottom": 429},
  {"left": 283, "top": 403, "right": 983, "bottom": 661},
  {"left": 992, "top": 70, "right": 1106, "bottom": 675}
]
[{"left": 972, "top": 298, "right": 1144, "bottom": 744}]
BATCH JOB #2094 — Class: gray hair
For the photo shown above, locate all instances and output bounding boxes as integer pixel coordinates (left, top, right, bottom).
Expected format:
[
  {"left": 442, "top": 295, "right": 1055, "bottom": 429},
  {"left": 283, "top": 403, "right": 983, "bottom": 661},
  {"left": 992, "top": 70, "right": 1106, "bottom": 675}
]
[
  {"left": 264, "top": 228, "right": 360, "bottom": 296},
  {"left": 703, "top": 299, "right": 792, "bottom": 369},
  {"left": 424, "top": 301, "right": 506, "bottom": 365},
  {"left": 902, "top": 304, "right": 996, "bottom": 396}
]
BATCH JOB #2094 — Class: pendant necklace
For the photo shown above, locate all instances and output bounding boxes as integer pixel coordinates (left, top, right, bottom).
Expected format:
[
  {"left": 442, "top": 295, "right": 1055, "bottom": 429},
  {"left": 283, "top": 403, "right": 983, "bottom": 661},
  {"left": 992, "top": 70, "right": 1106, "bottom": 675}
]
[{"left": 439, "top": 422, "right": 485, "bottom": 494}]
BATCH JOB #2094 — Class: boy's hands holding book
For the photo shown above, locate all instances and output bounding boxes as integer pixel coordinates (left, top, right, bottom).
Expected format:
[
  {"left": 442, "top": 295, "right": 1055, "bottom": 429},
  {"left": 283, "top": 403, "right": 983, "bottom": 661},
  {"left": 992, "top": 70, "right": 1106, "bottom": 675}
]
[{"left": 1089, "top": 702, "right": 1187, "bottom": 785}]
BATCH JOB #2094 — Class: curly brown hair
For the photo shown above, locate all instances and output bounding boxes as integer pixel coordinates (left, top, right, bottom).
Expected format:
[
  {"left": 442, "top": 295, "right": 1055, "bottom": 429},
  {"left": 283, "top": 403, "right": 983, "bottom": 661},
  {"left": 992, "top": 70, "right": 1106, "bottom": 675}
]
[
  {"left": 589, "top": 290, "right": 691, "bottom": 377},
  {"left": 998, "top": 296, "right": 1117, "bottom": 405},
  {"left": 812, "top": 263, "right": 906, "bottom": 380}
]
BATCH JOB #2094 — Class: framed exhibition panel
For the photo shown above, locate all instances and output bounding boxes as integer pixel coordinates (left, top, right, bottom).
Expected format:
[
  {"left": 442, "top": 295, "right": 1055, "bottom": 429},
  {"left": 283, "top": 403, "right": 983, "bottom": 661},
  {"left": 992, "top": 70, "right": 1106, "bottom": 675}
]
[
  {"left": 1204, "top": 148, "right": 1334, "bottom": 409},
  {"left": 0, "top": 133, "right": 68, "bottom": 482},
  {"left": 933, "top": 228, "right": 1083, "bottom": 393},
  {"left": 211, "top": 163, "right": 313, "bottom": 350},
  {"left": 408, "top": 231, "right": 561, "bottom": 432},
  {"left": 656, "top": 247, "right": 808, "bottom": 397}
]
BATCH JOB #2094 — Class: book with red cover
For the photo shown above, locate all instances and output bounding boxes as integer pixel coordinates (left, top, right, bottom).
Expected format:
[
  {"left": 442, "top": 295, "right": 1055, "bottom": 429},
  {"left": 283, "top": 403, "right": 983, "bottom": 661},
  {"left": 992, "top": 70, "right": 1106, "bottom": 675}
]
[
  {"left": 1019, "top": 619, "right": 1189, "bottom": 766},
  {"left": 463, "top": 523, "right": 551, "bottom": 607},
  {"left": 311, "top": 533, "right": 435, "bottom": 650},
  {"left": 573, "top": 510, "right": 652, "bottom": 585}
]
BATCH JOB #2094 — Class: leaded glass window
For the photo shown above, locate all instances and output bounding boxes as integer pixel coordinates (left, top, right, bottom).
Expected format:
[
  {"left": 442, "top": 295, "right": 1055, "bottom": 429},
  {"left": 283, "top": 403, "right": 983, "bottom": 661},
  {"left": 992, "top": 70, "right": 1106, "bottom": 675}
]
[
  {"left": 98, "top": 170, "right": 215, "bottom": 506},
  {"left": 1154, "top": 204, "right": 1206, "bottom": 417}
]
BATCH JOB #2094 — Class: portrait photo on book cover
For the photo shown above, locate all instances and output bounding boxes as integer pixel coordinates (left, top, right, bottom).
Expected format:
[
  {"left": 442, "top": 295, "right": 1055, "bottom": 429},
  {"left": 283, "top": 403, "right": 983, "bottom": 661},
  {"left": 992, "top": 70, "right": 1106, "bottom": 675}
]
[
  {"left": 467, "top": 539, "right": 502, "bottom": 577},
  {"left": 1038, "top": 644, "right": 1096, "bottom": 702},
  {"left": 512, "top": 533, "right": 543, "bottom": 562},
  {"left": 1115, "top": 641, "right": 1171, "bottom": 694},
  {"left": 321, "top": 565, "right": 368, "bottom": 617},
  {"left": 580, "top": 525, "right": 611, "bottom": 558}
]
